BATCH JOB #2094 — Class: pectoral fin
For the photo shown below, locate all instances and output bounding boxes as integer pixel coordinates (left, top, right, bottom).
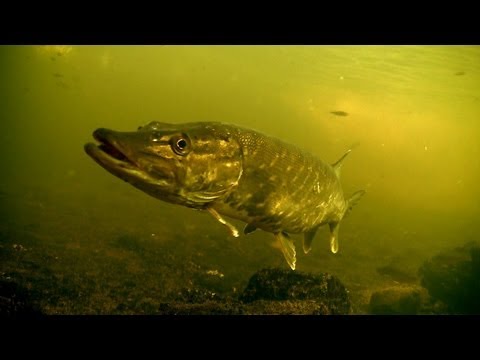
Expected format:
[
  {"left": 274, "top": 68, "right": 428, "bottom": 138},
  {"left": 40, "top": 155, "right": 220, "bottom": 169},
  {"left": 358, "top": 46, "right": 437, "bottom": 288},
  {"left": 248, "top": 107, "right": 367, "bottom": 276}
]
[
  {"left": 244, "top": 223, "right": 257, "bottom": 235},
  {"left": 303, "top": 228, "right": 318, "bottom": 254},
  {"left": 329, "top": 222, "right": 340, "bottom": 254},
  {"left": 207, "top": 207, "right": 239, "bottom": 237},
  {"left": 275, "top": 232, "right": 296, "bottom": 270}
]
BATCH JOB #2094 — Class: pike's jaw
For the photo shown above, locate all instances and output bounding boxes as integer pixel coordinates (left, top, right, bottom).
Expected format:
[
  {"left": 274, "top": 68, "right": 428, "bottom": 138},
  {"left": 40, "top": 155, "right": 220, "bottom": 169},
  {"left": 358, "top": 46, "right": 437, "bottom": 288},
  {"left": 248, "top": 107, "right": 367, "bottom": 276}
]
[{"left": 84, "top": 133, "right": 168, "bottom": 187}]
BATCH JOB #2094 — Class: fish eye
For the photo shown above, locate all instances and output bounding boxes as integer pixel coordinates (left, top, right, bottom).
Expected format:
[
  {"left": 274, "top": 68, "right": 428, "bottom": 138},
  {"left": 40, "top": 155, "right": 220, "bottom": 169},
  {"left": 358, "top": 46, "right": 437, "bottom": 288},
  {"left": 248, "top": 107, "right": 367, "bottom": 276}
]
[
  {"left": 170, "top": 135, "right": 190, "bottom": 155},
  {"left": 177, "top": 139, "right": 187, "bottom": 149}
]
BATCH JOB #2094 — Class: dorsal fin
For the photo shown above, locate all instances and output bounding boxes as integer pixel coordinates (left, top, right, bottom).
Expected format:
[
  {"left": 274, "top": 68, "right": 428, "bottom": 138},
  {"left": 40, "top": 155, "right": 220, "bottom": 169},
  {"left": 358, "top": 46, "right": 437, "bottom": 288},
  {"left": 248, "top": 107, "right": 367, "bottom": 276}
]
[{"left": 331, "top": 149, "right": 352, "bottom": 178}]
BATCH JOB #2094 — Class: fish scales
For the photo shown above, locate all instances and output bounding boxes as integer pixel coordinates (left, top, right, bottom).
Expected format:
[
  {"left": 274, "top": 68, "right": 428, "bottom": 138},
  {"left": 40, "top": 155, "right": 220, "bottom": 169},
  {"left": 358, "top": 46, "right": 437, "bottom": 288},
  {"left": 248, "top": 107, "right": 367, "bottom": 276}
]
[{"left": 213, "top": 126, "right": 345, "bottom": 234}]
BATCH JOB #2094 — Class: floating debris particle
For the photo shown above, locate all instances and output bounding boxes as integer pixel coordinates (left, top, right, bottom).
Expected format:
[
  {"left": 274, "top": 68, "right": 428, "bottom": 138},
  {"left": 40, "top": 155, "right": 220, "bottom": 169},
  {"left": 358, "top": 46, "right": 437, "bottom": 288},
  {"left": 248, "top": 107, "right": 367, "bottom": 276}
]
[
  {"left": 12, "top": 244, "right": 27, "bottom": 252},
  {"left": 206, "top": 270, "right": 225, "bottom": 278}
]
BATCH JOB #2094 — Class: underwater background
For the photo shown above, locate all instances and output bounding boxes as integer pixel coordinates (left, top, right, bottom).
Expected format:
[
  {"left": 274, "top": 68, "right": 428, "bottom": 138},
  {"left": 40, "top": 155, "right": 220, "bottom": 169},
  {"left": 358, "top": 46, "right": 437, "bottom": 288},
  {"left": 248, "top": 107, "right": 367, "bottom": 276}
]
[{"left": 1, "top": 45, "right": 479, "bottom": 315}]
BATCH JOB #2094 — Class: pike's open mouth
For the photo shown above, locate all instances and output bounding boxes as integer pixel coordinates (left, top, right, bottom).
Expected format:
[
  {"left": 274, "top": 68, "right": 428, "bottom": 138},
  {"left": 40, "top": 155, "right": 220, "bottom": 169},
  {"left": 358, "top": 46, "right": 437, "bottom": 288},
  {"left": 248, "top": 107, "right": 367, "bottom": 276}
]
[
  {"left": 84, "top": 129, "right": 137, "bottom": 170},
  {"left": 97, "top": 141, "right": 131, "bottom": 163},
  {"left": 84, "top": 128, "right": 171, "bottom": 187}
]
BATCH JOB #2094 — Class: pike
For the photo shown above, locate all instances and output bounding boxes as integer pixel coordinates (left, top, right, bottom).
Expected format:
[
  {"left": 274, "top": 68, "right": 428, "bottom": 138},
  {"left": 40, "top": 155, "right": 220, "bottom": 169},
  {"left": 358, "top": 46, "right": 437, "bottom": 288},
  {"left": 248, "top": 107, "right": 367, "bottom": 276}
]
[{"left": 84, "top": 122, "right": 365, "bottom": 270}]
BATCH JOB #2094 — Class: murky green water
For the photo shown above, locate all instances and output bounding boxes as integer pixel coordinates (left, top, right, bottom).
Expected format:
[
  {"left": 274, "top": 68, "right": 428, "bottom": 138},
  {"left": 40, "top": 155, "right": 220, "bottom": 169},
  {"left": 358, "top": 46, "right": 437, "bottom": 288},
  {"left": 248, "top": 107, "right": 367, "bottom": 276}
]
[{"left": 1, "top": 45, "right": 479, "bottom": 314}]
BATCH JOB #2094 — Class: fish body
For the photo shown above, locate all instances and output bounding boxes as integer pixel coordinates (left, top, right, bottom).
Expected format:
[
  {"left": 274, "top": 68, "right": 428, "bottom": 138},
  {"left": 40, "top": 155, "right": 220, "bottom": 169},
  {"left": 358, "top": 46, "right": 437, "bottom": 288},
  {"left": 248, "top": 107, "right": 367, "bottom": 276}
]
[
  {"left": 330, "top": 111, "right": 349, "bottom": 117},
  {"left": 84, "top": 122, "right": 365, "bottom": 269}
]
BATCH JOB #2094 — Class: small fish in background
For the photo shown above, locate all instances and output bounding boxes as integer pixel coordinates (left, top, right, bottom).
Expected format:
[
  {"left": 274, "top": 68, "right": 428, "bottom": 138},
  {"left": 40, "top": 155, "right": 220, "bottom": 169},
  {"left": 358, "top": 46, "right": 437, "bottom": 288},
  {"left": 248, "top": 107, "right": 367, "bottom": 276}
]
[
  {"left": 455, "top": 71, "right": 465, "bottom": 76},
  {"left": 52, "top": 73, "right": 63, "bottom": 78},
  {"left": 330, "top": 111, "right": 349, "bottom": 117}
]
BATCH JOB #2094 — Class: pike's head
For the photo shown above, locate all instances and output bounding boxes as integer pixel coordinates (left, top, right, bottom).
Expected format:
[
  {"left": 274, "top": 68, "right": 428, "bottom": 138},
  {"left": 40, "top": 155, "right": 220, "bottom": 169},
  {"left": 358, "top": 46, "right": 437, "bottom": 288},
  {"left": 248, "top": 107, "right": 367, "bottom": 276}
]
[{"left": 84, "top": 122, "right": 243, "bottom": 208}]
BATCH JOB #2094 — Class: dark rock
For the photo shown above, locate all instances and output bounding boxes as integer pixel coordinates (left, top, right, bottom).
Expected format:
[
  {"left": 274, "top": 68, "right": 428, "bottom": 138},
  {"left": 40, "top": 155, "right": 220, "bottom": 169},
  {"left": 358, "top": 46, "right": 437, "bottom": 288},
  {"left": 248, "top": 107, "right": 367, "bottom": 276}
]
[
  {"left": 369, "top": 285, "right": 428, "bottom": 314},
  {"left": 240, "top": 268, "right": 351, "bottom": 314},
  {"left": 419, "top": 242, "right": 480, "bottom": 314},
  {"left": 158, "top": 268, "right": 351, "bottom": 315},
  {"left": 0, "top": 280, "right": 42, "bottom": 318}
]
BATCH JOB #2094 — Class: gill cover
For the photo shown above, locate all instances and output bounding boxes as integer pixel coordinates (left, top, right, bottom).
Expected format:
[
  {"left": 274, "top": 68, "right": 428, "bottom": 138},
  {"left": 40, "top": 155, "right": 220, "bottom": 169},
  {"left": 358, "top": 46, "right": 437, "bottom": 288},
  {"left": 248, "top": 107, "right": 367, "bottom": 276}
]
[{"left": 131, "top": 121, "right": 243, "bottom": 207}]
